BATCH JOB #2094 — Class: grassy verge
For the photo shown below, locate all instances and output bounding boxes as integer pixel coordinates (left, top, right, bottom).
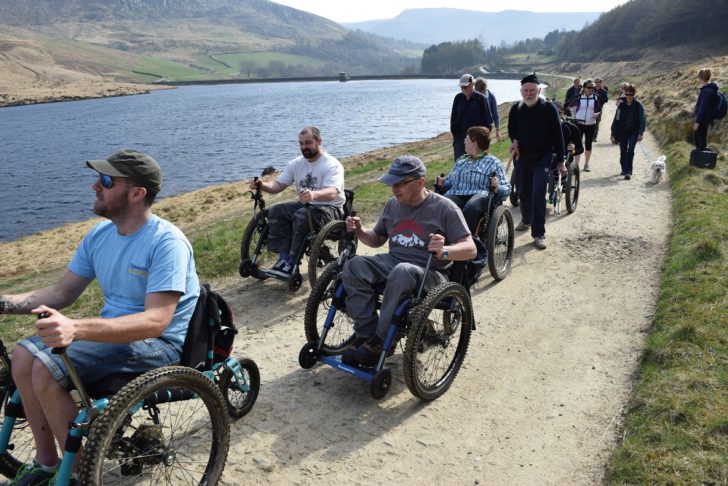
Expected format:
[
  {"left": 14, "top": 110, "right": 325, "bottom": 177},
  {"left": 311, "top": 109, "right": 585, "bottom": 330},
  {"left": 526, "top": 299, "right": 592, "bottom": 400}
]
[{"left": 607, "top": 141, "right": 728, "bottom": 482}]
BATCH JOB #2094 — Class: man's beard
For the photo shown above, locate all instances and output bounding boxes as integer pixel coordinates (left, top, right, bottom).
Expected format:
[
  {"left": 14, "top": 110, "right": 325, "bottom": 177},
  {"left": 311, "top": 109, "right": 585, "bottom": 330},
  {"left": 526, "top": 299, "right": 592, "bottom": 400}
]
[
  {"left": 301, "top": 148, "right": 316, "bottom": 159},
  {"left": 94, "top": 193, "right": 129, "bottom": 219}
]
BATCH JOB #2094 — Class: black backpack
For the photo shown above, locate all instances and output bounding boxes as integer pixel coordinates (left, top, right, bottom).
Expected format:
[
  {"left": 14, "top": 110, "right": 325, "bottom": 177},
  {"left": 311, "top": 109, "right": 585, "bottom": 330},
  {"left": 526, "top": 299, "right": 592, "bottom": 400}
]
[
  {"left": 181, "top": 284, "right": 238, "bottom": 369},
  {"left": 713, "top": 91, "right": 727, "bottom": 121}
]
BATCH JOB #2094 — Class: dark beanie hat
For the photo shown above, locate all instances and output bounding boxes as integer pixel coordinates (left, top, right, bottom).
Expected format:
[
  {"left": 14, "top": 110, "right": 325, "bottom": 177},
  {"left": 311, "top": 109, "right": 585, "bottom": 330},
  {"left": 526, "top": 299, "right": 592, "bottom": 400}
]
[{"left": 521, "top": 73, "right": 539, "bottom": 85}]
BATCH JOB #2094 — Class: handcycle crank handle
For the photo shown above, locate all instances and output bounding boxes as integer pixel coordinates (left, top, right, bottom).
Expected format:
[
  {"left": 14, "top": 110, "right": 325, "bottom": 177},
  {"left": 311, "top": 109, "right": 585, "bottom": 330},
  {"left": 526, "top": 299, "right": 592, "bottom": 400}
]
[{"left": 37, "top": 312, "right": 69, "bottom": 355}]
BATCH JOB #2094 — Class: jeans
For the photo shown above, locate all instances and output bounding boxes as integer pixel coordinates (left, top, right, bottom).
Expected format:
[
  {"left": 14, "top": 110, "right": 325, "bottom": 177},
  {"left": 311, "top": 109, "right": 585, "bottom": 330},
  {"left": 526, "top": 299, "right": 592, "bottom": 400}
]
[
  {"left": 444, "top": 193, "right": 497, "bottom": 233},
  {"left": 618, "top": 131, "right": 638, "bottom": 175},
  {"left": 18, "top": 336, "right": 181, "bottom": 389},
  {"left": 518, "top": 153, "right": 552, "bottom": 239}
]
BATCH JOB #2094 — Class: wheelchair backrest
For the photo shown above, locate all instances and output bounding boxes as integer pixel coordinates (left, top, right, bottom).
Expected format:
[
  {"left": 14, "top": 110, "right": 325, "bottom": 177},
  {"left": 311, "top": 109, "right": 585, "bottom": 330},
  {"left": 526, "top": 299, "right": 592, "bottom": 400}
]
[
  {"left": 343, "top": 189, "right": 355, "bottom": 218},
  {"left": 449, "top": 236, "right": 488, "bottom": 289},
  {"left": 181, "top": 284, "right": 238, "bottom": 370}
]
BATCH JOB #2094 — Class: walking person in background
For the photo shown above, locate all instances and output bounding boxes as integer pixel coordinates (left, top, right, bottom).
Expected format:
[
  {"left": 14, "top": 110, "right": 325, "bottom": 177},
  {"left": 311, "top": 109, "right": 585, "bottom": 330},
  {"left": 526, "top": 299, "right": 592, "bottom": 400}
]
[
  {"left": 474, "top": 77, "right": 502, "bottom": 142},
  {"left": 615, "top": 82, "right": 628, "bottom": 107},
  {"left": 564, "top": 77, "right": 581, "bottom": 109},
  {"left": 508, "top": 74, "right": 566, "bottom": 250},
  {"left": 568, "top": 79, "right": 601, "bottom": 172},
  {"left": 593, "top": 78, "right": 609, "bottom": 142},
  {"left": 693, "top": 68, "right": 720, "bottom": 150},
  {"left": 450, "top": 73, "right": 493, "bottom": 160},
  {"left": 610, "top": 84, "right": 646, "bottom": 180}
]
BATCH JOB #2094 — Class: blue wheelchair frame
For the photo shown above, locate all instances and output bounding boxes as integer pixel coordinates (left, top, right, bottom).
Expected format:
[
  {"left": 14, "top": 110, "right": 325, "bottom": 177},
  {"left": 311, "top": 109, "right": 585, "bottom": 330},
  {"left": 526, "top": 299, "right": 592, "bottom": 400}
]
[
  {"left": 0, "top": 309, "right": 257, "bottom": 485},
  {"left": 300, "top": 243, "right": 475, "bottom": 401}
]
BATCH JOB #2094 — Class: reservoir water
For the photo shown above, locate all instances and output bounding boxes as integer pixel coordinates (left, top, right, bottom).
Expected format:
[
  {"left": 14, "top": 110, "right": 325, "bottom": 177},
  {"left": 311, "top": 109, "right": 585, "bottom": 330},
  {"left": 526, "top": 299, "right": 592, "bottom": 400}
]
[{"left": 0, "top": 78, "right": 521, "bottom": 242}]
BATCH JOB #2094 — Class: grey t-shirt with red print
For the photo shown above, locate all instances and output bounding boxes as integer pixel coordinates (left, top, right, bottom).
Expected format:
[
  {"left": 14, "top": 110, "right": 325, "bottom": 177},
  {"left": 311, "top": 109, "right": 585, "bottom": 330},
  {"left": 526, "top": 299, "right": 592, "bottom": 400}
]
[{"left": 373, "top": 191, "right": 470, "bottom": 271}]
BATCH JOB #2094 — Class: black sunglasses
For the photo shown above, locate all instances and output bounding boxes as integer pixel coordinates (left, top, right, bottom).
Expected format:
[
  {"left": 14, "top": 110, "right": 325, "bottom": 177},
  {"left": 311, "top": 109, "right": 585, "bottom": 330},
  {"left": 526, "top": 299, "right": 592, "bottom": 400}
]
[{"left": 625, "top": 93, "right": 635, "bottom": 96}]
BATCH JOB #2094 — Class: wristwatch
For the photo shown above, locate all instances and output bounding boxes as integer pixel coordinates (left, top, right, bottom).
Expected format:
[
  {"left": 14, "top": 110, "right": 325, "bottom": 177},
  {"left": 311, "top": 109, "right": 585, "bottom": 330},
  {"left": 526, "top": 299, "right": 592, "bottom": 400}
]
[{"left": 441, "top": 248, "right": 449, "bottom": 260}]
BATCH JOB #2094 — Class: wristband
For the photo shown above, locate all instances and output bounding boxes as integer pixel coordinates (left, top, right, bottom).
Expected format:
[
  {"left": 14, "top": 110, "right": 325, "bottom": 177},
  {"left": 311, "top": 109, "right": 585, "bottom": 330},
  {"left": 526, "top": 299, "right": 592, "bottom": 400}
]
[{"left": 441, "top": 248, "right": 449, "bottom": 260}]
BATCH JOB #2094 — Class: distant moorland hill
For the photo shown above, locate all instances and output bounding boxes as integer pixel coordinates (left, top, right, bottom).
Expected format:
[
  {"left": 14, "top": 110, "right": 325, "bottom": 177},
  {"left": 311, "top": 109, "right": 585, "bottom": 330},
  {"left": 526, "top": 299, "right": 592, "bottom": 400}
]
[{"left": 345, "top": 8, "right": 600, "bottom": 46}]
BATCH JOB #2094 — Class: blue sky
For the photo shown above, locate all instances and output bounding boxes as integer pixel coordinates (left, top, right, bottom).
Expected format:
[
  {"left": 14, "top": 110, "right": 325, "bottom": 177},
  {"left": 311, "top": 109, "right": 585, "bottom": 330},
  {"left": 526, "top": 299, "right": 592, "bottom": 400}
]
[{"left": 271, "top": 1, "right": 630, "bottom": 23}]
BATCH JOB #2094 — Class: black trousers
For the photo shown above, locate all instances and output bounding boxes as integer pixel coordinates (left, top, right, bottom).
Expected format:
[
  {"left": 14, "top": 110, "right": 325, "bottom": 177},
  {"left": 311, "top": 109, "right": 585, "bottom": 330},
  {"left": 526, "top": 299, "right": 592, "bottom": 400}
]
[{"left": 694, "top": 122, "right": 709, "bottom": 150}]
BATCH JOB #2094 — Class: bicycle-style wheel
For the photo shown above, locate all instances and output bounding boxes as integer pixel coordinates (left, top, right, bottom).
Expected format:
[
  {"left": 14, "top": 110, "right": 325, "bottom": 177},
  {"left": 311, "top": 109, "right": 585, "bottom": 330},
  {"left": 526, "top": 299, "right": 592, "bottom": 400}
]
[
  {"left": 307, "top": 220, "right": 353, "bottom": 288},
  {"left": 403, "top": 282, "right": 473, "bottom": 401},
  {"left": 486, "top": 205, "right": 514, "bottom": 281},
  {"left": 79, "top": 366, "right": 230, "bottom": 485},
  {"left": 565, "top": 163, "right": 580, "bottom": 213},
  {"left": 0, "top": 387, "right": 35, "bottom": 479},
  {"left": 303, "top": 263, "right": 356, "bottom": 355},
  {"left": 240, "top": 210, "right": 276, "bottom": 276},
  {"left": 509, "top": 170, "right": 519, "bottom": 207}
]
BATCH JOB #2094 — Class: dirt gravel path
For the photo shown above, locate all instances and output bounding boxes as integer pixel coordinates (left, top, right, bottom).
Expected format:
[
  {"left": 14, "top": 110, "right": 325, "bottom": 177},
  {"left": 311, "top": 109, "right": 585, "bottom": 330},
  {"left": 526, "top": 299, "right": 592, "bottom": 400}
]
[{"left": 219, "top": 102, "right": 671, "bottom": 485}]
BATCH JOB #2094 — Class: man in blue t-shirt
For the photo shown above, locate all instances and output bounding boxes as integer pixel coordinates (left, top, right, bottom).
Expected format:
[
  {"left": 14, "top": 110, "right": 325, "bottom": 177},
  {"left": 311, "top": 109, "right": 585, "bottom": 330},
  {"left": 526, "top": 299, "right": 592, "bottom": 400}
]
[{"left": 0, "top": 149, "right": 199, "bottom": 485}]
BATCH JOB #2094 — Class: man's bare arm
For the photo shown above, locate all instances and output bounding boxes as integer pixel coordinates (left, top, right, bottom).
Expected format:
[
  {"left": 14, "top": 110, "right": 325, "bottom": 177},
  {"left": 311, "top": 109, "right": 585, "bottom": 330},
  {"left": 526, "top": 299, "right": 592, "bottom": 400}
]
[
  {"left": 0, "top": 271, "right": 91, "bottom": 315},
  {"left": 35, "top": 290, "right": 181, "bottom": 347}
]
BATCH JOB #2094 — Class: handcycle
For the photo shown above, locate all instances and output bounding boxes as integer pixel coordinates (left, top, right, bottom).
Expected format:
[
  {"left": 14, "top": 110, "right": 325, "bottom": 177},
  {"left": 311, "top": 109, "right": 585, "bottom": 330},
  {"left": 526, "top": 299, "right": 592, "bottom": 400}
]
[
  {"left": 0, "top": 286, "right": 260, "bottom": 485},
  {"left": 238, "top": 167, "right": 356, "bottom": 291},
  {"left": 298, "top": 229, "right": 480, "bottom": 401},
  {"left": 434, "top": 173, "right": 514, "bottom": 281},
  {"left": 547, "top": 153, "right": 580, "bottom": 214}
]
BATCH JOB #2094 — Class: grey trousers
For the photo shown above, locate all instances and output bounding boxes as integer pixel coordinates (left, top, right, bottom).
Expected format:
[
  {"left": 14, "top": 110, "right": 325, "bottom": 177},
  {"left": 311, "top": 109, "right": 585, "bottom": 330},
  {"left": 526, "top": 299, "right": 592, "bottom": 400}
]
[
  {"left": 342, "top": 253, "right": 448, "bottom": 340},
  {"left": 267, "top": 201, "right": 341, "bottom": 255}
]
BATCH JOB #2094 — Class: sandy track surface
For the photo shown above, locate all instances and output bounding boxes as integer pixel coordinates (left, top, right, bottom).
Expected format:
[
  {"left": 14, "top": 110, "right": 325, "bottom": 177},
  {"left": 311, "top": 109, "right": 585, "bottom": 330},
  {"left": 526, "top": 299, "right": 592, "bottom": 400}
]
[{"left": 217, "top": 102, "right": 671, "bottom": 485}]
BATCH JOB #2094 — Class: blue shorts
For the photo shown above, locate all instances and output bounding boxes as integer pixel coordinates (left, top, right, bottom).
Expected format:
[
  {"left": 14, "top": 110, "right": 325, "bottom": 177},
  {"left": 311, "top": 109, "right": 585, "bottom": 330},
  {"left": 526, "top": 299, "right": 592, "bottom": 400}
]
[{"left": 18, "top": 336, "right": 181, "bottom": 389}]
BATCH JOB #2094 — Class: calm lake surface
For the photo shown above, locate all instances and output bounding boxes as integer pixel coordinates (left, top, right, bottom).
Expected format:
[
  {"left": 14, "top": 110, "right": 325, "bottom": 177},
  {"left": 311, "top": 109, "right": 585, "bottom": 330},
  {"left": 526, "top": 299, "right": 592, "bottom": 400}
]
[{"left": 0, "top": 78, "right": 521, "bottom": 242}]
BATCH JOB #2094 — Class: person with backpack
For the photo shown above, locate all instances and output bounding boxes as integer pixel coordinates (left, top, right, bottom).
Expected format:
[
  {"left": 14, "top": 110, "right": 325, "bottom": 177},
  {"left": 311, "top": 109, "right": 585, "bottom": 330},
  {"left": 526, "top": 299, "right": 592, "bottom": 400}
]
[
  {"left": 694, "top": 68, "right": 724, "bottom": 150},
  {"left": 568, "top": 79, "right": 602, "bottom": 173},
  {"left": 451, "top": 74, "right": 494, "bottom": 160}
]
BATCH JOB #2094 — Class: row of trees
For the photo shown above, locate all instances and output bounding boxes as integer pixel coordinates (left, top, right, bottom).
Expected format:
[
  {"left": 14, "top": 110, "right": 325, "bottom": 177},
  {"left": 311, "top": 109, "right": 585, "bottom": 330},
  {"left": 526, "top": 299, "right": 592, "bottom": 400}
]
[
  {"left": 420, "top": 0, "right": 728, "bottom": 74},
  {"left": 420, "top": 39, "right": 486, "bottom": 75}
]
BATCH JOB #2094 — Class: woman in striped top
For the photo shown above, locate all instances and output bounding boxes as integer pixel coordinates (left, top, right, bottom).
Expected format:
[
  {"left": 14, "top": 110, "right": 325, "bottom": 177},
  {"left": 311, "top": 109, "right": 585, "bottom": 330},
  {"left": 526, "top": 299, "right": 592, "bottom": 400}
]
[{"left": 437, "top": 126, "right": 511, "bottom": 232}]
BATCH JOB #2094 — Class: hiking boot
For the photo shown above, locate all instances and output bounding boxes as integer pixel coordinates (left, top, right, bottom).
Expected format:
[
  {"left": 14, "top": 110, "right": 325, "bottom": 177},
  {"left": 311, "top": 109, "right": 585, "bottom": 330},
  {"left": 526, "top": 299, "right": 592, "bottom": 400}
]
[
  {"left": 533, "top": 237, "right": 547, "bottom": 250},
  {"left": 4, "top": 461, "right": 55, "bottom": 486},
  {"left": 583, "top": 163, "right": 591, "bottom": 172},
  {"left": 515, "top": 221, "right": 531, "bottom": 231}
]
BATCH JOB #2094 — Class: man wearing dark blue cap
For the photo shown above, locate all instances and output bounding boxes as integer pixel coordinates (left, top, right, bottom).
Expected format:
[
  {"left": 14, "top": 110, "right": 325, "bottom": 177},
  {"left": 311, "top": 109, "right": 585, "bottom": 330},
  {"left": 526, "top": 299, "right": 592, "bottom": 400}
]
[
  {"left": 508, "top": 74, "right": 566, "bottom": 250},
  {"left": 340, "top": 155, "right": 476, "bottom": 367}
]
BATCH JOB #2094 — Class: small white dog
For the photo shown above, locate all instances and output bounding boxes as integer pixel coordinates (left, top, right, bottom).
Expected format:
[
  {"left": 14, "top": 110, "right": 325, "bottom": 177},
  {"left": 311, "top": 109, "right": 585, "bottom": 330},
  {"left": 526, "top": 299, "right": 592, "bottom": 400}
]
[{"left": 650, "top": 155, "right": 667, "bottom": 184}]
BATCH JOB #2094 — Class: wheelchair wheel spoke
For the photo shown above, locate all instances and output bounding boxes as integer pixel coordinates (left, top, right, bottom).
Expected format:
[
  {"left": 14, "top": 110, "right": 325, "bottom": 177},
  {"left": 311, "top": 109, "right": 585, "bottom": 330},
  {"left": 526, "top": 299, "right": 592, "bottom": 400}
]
[
  {"left": 304, "top": 263, "right": 356, "bottom": 355},
  {"left": 404, "top": 283, "right": 472, "bottom": 401},
  {"left": 80, "top": 367, "right": 230, "bottom": 485}
]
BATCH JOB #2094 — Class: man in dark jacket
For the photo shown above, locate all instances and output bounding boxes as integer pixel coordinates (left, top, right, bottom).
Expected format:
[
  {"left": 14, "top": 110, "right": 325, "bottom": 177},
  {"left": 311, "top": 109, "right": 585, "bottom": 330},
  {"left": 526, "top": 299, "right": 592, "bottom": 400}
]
[
  {"left": 564, "top": 77, "right": 581, "bottom": 110},
  {"left": 694, "top": 68, "right": 720, "bottom": 150},
  {"left": 593, "top": 78, "right": 609, "bottom": 142},
  {"left": 508, "top": 74, "right": 566, "bottom": 250},
  {"left": 451, "top": 73, "right": 493, "bottom": 160}
]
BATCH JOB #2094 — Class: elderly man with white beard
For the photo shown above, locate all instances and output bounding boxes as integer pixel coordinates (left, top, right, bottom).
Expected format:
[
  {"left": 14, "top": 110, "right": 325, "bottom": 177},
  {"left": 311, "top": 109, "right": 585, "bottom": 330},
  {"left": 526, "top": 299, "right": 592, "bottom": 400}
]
[{"left": 507, "top": 73, "right": 566, "bottom": 250}]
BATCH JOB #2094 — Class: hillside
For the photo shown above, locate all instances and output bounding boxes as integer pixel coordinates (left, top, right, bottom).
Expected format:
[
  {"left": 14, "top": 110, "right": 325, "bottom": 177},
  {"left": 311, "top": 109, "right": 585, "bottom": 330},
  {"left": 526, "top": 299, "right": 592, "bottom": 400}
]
[
  {"left": 0, "top": 0, "right": 419, "bottom": 107},
  {"left": 345, "top": 8, "right": 600, "bottom": 46}
]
